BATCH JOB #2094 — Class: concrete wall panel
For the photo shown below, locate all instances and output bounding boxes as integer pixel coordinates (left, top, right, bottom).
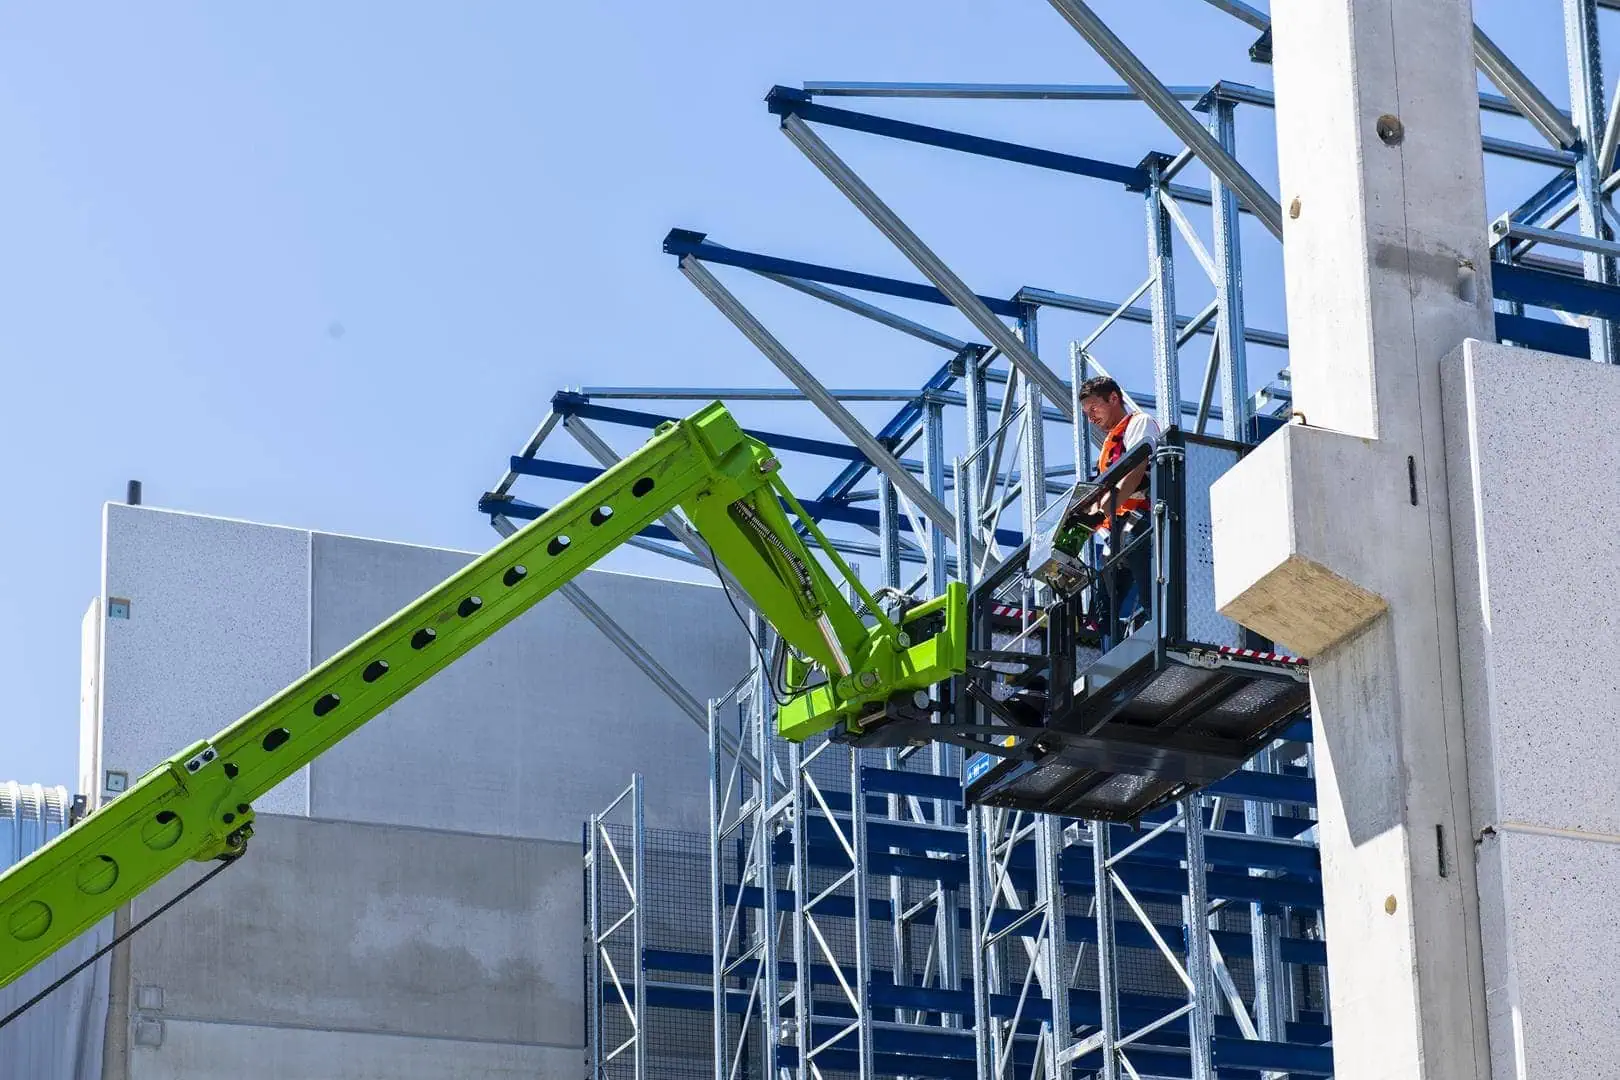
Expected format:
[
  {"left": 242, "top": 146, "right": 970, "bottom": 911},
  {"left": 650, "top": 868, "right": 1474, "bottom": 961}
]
[
  {"left": 1444, "top": 338, "right": 1620, "bottom": 1077},
  {"left": 1443, "top": 342, "right": 1620, "bottom": 835},
  {"left": 99, "top": 505, "right": 311, "bottom": 816},
  {"left": 306, "top": 532, "right": 744, "bottom": 841},
  {"left": 123, "top": 814, "right": 580, "bottom": 1049},
  {"left": 1473, "top": 827, "right": 1620, "bottom": 1078},
  {"left": 128, "top": 1019, "right": 576, "bottom": 1080}
]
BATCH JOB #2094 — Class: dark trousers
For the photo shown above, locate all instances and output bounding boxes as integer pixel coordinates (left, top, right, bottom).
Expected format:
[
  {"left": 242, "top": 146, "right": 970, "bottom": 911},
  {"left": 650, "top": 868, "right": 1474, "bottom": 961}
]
[{"left": 1097, "top": 511, "right": 1152, "bottom": 648}]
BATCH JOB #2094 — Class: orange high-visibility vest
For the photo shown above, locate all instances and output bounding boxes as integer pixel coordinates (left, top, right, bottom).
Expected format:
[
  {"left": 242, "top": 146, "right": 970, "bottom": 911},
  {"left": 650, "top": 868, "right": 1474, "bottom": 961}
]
[{"left": 1097, "top": 414, "right": 1150, "bottom": 519}]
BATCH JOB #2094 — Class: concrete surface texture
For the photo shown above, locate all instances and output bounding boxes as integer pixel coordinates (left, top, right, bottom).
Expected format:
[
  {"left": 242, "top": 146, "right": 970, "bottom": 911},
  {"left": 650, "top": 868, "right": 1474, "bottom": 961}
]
[
  {"left": 91, "top": 504, "right": 314, "bottom": 816},
  {"left": 1210, "top": 0, "right": 1494, "bottom": 1076},
  {"left": 86, "top": 504, "right": 748, "bottom": 1079},
  {"left": 117, "top": 814, "right": 579, "bottom": 1080},
  {"left": 305, "top": 530, "right": 742, "bottom": 841},
  {"left": 1442, "top": 339, "right": 1620, "bottom": 1077}
]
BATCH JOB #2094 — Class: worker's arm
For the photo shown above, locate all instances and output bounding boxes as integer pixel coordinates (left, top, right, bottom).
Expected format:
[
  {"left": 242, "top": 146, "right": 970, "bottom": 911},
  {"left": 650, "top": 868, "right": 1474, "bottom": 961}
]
[{"left": 0, "top": 401, "right": 964, "bottom": 990}]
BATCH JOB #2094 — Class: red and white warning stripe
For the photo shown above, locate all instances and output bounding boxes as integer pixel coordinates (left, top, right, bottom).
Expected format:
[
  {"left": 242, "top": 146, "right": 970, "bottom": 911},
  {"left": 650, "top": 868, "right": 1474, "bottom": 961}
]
[
  {"left": 988, "top": 604, "right": 1030, "bottom": 621},
  {"left": 1217, "top": 645, "right": 1308, "bottom": 665}
]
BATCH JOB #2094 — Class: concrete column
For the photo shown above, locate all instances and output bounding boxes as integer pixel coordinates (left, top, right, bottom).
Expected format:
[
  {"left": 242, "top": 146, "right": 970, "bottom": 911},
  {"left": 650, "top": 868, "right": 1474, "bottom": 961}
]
[{"left": 1209, "top": 2, "right": 1495, "bottom": 1078}]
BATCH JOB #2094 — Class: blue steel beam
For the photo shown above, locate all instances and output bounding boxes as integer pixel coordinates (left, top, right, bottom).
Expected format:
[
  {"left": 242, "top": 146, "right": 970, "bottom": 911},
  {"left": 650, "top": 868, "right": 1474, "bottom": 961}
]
[
  {"left": 1495, "top": 312, "right": 1591, "bottom": 358},
  {"left": 549, "top": 390, "right": 875, "bottom": 462},
  {"left": 1510, "top": 169, "right": 1579, "bottom": 225},
  {"left": 766, "top": 85, "right": 1151, "bottom": 190},
  {"left": 666, "top": 230, "right": 1283, "bottom": 357},
  {"left": 492, "top": 458, "right": 1026, "bottom": 548},
  {"left": 719, "top": 889, "right": 1329, "bottom": 970},
  {"left": 1493, "top": 261, "right": 1620, "bottom": 321},
  {"left": 553, "top": 380, "right": 973, "bottom": 526},
  {"left": 664, "top": 229, "right": 1023, "bottom": 317}
]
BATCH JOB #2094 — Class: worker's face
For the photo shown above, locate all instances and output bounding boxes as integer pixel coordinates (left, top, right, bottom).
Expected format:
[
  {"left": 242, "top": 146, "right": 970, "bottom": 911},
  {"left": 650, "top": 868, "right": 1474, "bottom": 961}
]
[{"left": 1080, "top": 391, "right": 1125, "bottom": 431}]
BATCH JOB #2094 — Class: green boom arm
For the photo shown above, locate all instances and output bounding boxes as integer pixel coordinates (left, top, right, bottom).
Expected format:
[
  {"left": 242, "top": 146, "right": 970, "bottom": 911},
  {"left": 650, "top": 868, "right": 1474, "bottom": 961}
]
[{"left": 0, "top": 402, "right": 965, "bottom": 989}]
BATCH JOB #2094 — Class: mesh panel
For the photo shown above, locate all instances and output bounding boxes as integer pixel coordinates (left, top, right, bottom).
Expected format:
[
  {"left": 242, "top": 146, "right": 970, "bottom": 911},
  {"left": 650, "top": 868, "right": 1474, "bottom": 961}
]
[{"left": 588, "top": 824, "right": 721, "bottom": 1080}]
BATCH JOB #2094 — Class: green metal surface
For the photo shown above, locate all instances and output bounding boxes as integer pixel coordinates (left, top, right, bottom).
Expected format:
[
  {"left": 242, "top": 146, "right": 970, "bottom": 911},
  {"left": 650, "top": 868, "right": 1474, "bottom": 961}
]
[
  {"left": 0, "top": 400, "right": 965, "bottom": 991},
  {"left": 774, "top": 580, "right": 968, "bottom": 742}
]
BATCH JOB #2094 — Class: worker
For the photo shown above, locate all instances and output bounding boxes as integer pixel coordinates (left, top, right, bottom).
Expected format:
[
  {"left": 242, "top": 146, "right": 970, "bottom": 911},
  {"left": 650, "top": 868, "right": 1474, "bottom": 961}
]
[{"left": 1075, "top": 375, "right": 1160, "bottom": 638}]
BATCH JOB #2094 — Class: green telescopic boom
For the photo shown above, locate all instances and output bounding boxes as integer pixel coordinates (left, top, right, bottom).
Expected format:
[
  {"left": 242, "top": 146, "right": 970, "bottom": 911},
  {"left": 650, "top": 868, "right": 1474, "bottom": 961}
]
[{"left": 0, "top": 402, "right": 967, "bottom": 991}]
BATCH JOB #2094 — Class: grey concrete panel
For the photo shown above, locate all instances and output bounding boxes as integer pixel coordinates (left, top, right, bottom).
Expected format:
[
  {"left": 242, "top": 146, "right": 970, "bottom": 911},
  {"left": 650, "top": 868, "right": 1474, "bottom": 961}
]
[
  {"left": 1473, "top": 827, "right": 1620, "bottom": 1078},
  {"left": 307, "top": 532, "right": 746, "bottom": 841},
  {"left": 1443, "top": 341, "right": 1620, "bottom": 837},
  {"left": 123, "top": 814, "right": 580, "bottom": 1048},
  {"left": 127, "top": 1018, "right": 575, "bottom": 1080},
  {"left": 98, "top": 505, "right": 311, "bottom": 816}
]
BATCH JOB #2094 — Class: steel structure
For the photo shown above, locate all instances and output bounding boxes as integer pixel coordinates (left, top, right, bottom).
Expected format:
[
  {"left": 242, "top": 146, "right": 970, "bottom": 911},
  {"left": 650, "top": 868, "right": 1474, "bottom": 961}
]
[{"left": 543, "top": 2, "right": 1620, "bottom": 1077}]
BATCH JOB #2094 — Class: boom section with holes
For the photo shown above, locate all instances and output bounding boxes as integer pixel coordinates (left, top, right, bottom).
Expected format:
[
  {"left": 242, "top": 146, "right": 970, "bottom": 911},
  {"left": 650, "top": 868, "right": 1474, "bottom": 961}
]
[{"left": 0, "top": 401, "right": 967, "bottom": 990}]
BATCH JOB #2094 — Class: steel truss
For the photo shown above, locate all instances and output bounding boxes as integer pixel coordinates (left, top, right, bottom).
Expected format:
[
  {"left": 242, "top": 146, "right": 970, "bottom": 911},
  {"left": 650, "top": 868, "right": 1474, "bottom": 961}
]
[
  {"left": 496, "top": 3, "right": 1620, "bottom": 1078},
  {"left": 586, "top": 775, "right": 648, "bottom": 1080}
]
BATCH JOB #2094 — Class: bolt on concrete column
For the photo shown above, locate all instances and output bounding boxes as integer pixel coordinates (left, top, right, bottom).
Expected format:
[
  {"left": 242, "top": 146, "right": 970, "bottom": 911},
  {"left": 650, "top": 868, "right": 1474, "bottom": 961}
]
[{"left": 1209, "top": 1, "right": 1494, "bottom": 1078}]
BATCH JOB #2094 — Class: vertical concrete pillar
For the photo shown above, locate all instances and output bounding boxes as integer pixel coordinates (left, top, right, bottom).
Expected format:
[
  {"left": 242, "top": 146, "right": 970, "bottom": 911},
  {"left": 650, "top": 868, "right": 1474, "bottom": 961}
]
[{"left": 1210, "top": 1, "right": 1495, "bottom": 1077}]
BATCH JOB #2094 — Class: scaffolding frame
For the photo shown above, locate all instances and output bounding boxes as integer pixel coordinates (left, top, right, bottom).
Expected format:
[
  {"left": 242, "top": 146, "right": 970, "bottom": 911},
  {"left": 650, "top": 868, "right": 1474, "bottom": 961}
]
[
  {"left": 586, "top": 775, "right": 648, "bottom": 1080},
  {"left": 496, "top": 3, "right": 1620, "bottom": 1077}
]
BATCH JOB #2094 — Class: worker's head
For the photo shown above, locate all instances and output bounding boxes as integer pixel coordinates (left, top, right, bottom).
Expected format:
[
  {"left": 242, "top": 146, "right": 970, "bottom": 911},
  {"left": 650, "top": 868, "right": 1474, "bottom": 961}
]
[{"left": 1078, "top": 376, "right": 1128, "bottom": 431}]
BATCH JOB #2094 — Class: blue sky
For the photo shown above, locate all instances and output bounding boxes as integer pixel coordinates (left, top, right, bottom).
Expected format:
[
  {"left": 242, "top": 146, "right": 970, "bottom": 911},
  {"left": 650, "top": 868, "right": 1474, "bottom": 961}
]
[{"left": 0, "top": 1, "right": 1582, "bottom": 789}]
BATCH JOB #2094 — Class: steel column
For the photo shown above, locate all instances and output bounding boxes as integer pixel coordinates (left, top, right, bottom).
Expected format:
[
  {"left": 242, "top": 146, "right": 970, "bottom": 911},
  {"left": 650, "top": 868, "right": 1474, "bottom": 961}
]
[
  {"left": 1145, "top": 158, "right": 1182, "bottom": 429},
  {"left": 707, "top": 702, "right": 727, "bottom": 1080},
  {"left": 588, "top": 808, "right": 604, "bottom": 1078},
  {"left": 1035, "top": 815, "right": 1072, "bottom": 1079},
  {"left": 1092, "top": 821, "right": 1121, "bottom": 1080},
  {"left": 1245, "top": 749, "right": 1289, "bottom": 1050},
  {"left": 1208, "top": 99, "right": 1251, "bottom": 442},
  {"left": 1565, "top": 0, "right": 1620, "bottom": 363},
  {"left": 632, "top": 776, "right": 648, "bottom": 1080},
  {"left": 924, "top": 397, "right": 950, "bottom": 590},
  {"left": 1184, "top": 797, "right": 1216, "bottom": 1080}
]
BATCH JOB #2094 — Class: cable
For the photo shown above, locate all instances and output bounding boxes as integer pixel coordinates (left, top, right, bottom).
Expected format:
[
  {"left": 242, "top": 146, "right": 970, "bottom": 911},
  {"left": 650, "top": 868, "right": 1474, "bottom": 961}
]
[
  {"left": 707, "top": 541, "right": 796, "bottom": 707},
  {"left": 0, "top": 853, "right": 239, "bottom": 1032}
]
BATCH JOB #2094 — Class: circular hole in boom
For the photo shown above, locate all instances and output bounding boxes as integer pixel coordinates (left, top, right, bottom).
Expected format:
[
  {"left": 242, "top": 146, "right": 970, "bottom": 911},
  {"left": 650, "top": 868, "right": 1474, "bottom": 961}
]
[
  {"left": 77, "top": 855, "right": 118, "bottom": 895},
  {"left": 547, "top": 536, "right": 571, "bottom": 557},
  {"left": 313, "top": 693, "right": 340, "bottom": 717},
  {"left": 363, "top": 660, "right": 389, "bottom": 682},
  {"left": 412, "top": 628, "right": 437, "bottom": 650},
  {"left": 142, "top": 811, "right": 183, "bottom": 852},
  {"left": 458, "top": 596, "right": 483, "bottom": 617},
  {"left": 8, "top": 901, "right": 51, "bottom": 942},
  {"left": 503, "top": 565, "right": 528, "bottom": 587},
  {"left": 632, "top": 478, "right": 655, "bottom": 498},
  {"left": 263, "top": 728, "right": 291, "bottom": 753},
  {"left": 590, "top": 506, "right": 614, "bottom": 526}
]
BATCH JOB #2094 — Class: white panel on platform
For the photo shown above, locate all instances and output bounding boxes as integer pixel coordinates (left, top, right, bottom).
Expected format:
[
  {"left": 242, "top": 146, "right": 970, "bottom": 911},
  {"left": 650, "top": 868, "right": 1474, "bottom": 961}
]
[{"left": 1181, "top": 438, "right": 1246, "bottom": 649}]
